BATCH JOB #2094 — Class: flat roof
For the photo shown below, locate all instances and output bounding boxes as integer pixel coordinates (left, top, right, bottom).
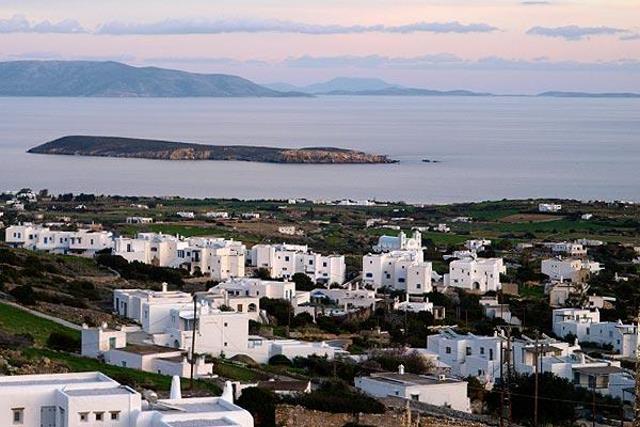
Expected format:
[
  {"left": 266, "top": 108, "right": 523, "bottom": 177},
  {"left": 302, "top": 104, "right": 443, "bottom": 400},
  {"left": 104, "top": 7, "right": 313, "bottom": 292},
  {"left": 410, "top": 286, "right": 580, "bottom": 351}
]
[
  {"left": 0, "top": 372, "right": 113, "bottom": 387},
  {"left": 63, "top": 387, "right": 135, "bottom": 397},
  {"left": 574, "top": 366, "right": 623, "bottom": 375},
  {"left": 120, "top": 344, "right": 183, "bottom": 355},
  {"left": 368, "top": 372, "right": 462, "bottom": 386}
]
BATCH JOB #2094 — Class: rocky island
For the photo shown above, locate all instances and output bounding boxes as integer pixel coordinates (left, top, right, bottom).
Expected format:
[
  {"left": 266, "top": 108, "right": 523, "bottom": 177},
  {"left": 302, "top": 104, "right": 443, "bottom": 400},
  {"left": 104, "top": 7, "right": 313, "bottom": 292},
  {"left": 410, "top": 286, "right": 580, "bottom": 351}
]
[{"left": 28, "top": 135, "right": 395, "bottom": 164}]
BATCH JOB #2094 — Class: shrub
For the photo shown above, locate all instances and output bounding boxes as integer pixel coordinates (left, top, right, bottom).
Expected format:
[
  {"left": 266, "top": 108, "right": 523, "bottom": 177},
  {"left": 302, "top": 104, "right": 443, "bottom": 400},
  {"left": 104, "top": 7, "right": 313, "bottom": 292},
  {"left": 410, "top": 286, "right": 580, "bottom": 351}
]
[
  {"left": 286, "top": 380, "right": 385, "bottom": 414},
  {"left": 10, "top": 285, "right": 37, "bottom": 305},
  {"left": 46, "top": 332, "right": 81, "bottom": 352},
  {"left": 237, "top": 387, "right": 277, "bottom": 427},
  {"left": 291, "top": 272, "right": 315, "bottom": 291},
  {"left": 268, "top": 354, "right": 292, "bottom": 366}
]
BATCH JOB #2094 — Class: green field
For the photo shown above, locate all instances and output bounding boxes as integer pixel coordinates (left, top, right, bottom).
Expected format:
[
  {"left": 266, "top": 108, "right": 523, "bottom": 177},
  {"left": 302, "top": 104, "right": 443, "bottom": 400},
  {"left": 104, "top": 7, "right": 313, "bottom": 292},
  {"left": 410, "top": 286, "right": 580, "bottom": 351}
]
[{"left": 0, "top": 302, "right": 80, "bottom": 346}]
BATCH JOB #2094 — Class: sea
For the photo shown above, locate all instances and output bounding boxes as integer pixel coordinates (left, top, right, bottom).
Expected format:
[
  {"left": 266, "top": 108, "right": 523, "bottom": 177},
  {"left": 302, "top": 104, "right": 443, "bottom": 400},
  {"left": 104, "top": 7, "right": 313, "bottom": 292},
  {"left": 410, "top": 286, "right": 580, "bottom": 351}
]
[{"left": 0, "top": 96, "right": 639, "bottom": 204}]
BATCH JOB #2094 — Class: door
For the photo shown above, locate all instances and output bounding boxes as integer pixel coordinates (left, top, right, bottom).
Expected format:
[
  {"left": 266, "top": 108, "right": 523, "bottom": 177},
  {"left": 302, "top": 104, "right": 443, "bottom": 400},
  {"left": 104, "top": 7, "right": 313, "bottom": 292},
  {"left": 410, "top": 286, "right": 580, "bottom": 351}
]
[{"left": 40, "top": 406, "right": 56, "bottom": 427}]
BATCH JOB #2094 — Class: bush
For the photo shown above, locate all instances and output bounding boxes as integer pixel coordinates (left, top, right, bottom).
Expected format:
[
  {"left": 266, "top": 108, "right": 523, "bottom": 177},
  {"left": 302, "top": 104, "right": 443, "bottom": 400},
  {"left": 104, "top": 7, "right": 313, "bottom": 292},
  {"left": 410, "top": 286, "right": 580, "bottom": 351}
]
[
  {"left": 268, "top": 354, "right": 292, "bottom": 366},
  {"left": 46, "top": 332, "right": 80, "bottom": 352},
  {"left": 10, "top": 285, "right": 37, "bottom": 305},
  {"left": 286, "top": 380, "right": 385, "bottom": 414},
  {"left": 237, "top": 387, "right": 277, "bottom": 427},
  {"left": 291, "top": 272, "right": 315, "bottom": 291}
]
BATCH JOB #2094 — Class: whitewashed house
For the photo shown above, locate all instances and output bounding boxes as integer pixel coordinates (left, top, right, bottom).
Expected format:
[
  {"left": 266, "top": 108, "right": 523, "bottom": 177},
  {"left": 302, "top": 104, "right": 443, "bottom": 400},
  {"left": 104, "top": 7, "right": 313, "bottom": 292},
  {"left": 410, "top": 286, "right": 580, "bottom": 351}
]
[
  {"left": 126, "top": 217, "right": 153, "bottom": 224},
  {"left": 465, "top": 239, "right": 491, "bottom": 252},
  {"left": 205, "top": 211, "right": 229, "bottom": 219},
  {"left": 355, "top": 367, "right": 471, "bottom": 413},
  {"left": 176, "top": 211, "right": 195, "bottom": 219},
  {"left": 309, "top": 283, "right": 378, "bottom": 310},
  {"left": 444, "top": 257, "right": 505, "bottom": 293},
  {"left": 373, "top": 230, "right": 423, "bottom": 252},
  {"left": 114, "top": 233, "right": 180, "bottom": 266},
  {"left": 552, "top": 308, "right": 637, "bottom": 357},
  {"left": 250, "top": 243, "right": 345, "bottom": 285},
  {"left": 426, "top": 329, "right": 503, "bottom": 386},
  {"left": 550, "top": 242, "right": 587, "bottom": 257},
  {"left": 5, "top": 223, "right": 113, "bottom": 256},
  {"left": 113, "top": 284, "right": 193, "bottom": 333},
  {"left": 362, "top": 250, "right": 432, "bottom": 294},
  {"left": 213, "top": 278, "right": 297, "bottom": 301},
  {"left": 539, "top": 203, "right": 562, "bottom": 212},
  {"left": 541, "top": 257, "right": 600, "bottom": 283},
  {"left": 0, "top": 372, "right": 254, "bottom": 427}
]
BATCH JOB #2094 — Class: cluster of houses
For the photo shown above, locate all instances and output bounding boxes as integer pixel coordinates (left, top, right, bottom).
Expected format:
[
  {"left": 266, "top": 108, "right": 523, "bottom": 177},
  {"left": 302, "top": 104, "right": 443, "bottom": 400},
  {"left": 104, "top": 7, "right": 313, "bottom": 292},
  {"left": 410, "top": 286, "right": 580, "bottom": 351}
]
[{"left": 0, "top": 371, "right": 254, "bottom": 427}]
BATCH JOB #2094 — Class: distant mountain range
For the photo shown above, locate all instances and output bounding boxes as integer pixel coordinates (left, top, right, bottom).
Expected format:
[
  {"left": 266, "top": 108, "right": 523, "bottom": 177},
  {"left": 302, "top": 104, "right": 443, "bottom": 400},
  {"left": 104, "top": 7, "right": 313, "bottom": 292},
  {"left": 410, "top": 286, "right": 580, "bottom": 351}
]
[
  {"left": 265, "top": 77, "right": 640, "bottom": 98},
  {"left": 0, "top": 60, "right": 305, "bottom": 97},
  {"left": 0, "top": 61, "right": 637, "bottom": 98}
]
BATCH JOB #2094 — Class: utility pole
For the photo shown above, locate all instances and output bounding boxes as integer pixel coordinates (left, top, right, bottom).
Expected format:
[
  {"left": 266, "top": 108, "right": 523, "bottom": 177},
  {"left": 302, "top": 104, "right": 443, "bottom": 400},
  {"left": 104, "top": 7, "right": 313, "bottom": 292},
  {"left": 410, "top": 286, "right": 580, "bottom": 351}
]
[
  {"left": 534, "top": 335, "right": 539, "bottom": 427},
  {"left": 189, "top": 294, "right": 198, "bottom": 390},
  {"left": 592, "top": 383, "right": 597, "bottom": 427},
  {"left": 634, "top": 308, "right": 640, "bottom": 427},
  {"left": 499, "top": 332, "right": 505, "bottom": 427}
]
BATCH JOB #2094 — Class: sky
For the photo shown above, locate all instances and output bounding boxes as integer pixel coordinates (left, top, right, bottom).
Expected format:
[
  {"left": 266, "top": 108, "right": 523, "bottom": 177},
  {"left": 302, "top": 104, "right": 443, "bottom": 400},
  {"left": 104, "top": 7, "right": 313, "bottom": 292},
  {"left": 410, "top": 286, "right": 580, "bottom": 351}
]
[{"left": 0, "top": 0, "right": 639, "bottom": 93}]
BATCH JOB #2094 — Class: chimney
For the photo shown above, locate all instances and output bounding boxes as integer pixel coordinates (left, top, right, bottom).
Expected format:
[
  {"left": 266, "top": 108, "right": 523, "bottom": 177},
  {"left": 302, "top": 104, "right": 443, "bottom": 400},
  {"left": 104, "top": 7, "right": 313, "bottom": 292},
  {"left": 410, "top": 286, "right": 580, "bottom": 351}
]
[
  {"left": 221, "top": 381, "right": 234, "bottom": 403},
  {"left": 170, "top": 376, "right": 182, "bottom": 400},
  {"left": 398, "top": 364, "right": 405, "bottom": 375},
  {"left": 162, "top": 282, "right": 168, "bottom": 293}
]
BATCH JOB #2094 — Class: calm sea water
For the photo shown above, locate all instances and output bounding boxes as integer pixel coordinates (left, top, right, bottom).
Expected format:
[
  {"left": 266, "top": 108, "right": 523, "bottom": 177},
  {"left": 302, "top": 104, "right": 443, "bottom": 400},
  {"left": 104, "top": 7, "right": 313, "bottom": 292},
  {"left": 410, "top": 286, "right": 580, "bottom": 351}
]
[{"left": 0, "top": 96, "right": 639, "bottom": 204}]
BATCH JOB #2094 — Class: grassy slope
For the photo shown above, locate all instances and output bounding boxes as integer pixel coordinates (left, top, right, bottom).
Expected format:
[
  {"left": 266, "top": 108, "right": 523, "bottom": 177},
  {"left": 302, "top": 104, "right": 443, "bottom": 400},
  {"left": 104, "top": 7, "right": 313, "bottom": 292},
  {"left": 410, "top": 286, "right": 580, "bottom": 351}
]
[{"left": 0, "top": 302, "right": 80, "bottom": 345}]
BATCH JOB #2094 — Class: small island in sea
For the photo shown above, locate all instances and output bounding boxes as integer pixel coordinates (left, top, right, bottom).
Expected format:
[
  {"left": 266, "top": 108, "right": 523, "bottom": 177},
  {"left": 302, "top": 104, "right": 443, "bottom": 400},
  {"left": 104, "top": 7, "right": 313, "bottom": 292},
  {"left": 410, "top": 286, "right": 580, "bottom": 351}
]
[{"left": 28, "top": 135, "right": 395, "bottom": 164}]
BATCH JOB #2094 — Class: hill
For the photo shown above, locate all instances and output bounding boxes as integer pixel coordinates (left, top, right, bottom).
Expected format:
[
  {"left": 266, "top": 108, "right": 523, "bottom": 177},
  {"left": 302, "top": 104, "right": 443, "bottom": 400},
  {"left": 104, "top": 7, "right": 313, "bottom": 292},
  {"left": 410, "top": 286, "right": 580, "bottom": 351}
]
[
  {"left": 28, "top": 135, "right": 395, "bottom": 164},
  {"left": 0, "top": 60, "right": 305, "bottom": 97}
]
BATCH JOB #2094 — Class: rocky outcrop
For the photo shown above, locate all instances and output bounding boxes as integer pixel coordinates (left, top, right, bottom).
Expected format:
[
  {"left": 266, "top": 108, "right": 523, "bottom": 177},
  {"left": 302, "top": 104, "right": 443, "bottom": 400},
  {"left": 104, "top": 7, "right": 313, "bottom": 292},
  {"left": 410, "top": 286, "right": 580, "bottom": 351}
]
[{"left": 28, "top": 135, "right": 395, "bottom": 164}]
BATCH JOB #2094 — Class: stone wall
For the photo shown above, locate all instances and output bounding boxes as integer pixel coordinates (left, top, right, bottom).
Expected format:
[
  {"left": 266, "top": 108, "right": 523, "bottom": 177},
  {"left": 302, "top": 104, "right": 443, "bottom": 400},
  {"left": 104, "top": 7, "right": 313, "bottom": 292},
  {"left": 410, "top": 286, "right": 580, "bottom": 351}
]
[{"left": 276, "top": 405, "right": 492, "bottom": 427}]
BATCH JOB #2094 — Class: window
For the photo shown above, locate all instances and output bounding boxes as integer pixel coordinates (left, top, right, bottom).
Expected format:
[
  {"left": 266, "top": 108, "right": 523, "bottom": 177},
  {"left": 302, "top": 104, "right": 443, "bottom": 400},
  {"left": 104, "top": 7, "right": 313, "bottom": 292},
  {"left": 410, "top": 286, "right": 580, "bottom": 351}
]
[
  {"left": 95, "top": 412, "right": 104, "bottom": 421},
  {"left": 110, "top": 412, "right": 120, "bottom": 421},
  {"left": 109, "top": 337, "right": 117, "bottom": 349},
  {"left": 224, "top": 322, "right": 228, "bottom": 327},
  {"left": 480, "top": 347, "right": 485, "bottom": 355},
  {"left": 411, "top": 394, "right": 419, "bottom": 401},
  {"left": 121, "top": 361, "right": 127, "bottom": 367},
  {"left": 12, "top": 408, "right": 24, "bottom": 424},
  {"left": 79, "top": 412, "right": 89, "bottom": 422},
  {"left": 445, "top": 346, "right": 451, "bottom": 354},
  {"left": 224, "top": 342, "right": 228, "bottom": 347},
  {"left": 466, "top": 347, "right": 472, "bottom": 356}
]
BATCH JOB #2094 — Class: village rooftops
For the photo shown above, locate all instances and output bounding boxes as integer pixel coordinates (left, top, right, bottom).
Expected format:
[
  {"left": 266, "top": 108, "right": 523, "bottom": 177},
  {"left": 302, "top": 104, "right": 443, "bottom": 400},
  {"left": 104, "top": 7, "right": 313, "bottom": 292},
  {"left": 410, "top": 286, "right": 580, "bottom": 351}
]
[
  {"left": 121, "top": 344, "right": 182, "bottom": 355},
  {"left": 368, "top": 372, "right": 462, "bottom": 386},
  {"left": 573, "top": 365, "right": 625, "bottom": 375},
  {"left": 0, "top": 371, "right": 115, "bottom": 388}
]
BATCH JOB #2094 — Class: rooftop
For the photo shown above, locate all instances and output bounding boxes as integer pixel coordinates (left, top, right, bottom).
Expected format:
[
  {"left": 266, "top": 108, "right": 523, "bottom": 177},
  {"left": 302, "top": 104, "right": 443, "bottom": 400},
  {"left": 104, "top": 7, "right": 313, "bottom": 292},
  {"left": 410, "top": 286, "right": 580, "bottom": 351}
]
[
  {"left": 0, "top": 372, "right": 113, "bottom": 388},
  {"left": 368, "top": 372, "right": 462, "bottom": 386},
  {"left": 119, "top": 344, "right": 184, "bottom": 355},
  {"left": 63, "top": 386, "right": 135, "bottom": 397}
]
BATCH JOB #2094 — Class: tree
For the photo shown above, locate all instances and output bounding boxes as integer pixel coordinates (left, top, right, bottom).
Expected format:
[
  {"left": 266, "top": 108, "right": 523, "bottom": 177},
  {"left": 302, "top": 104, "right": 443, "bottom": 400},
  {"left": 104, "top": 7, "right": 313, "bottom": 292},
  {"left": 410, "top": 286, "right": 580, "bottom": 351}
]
[
  {"left": 254, "top": 268, "right": 271, "bottom": 280},
  {"left": 268, "top": 354, "right": 292, "bottom": 366},
  {"left": 291, "top": 272, "right": 315, "bottom": 291},
  {"left": 46, "top": 332, "right": 80, "bottom": 352},
  {"left": 237, "top": 387, "right": 277, "bottom": 427},
  {"left": 10, "top": 285, "right": 36, "bottom": 305}
]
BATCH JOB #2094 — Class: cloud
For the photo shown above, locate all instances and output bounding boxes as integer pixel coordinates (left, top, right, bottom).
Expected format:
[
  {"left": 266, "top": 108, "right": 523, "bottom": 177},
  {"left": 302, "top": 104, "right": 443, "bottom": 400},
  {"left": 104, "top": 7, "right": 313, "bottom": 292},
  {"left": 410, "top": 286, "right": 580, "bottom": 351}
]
[
  {"left": 620, "top": 33, "right": 640, "bottom": 41},
  {"left": 527, "top": 25, "right": 627, "bottom": 40},
  {"left": 278, "top": 54, "right": 640, "bottom": 72},
  {"left": 0, "top": 14, "right": 85, "bottom": 33},
  {"left": 96, "top": 18, "right": 498, "bottom": 35}
]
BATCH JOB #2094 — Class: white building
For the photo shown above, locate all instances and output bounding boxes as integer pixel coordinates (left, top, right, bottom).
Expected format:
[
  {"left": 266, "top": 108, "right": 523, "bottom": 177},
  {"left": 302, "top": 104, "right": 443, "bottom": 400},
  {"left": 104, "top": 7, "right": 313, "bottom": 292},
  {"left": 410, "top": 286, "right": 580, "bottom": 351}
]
[
  {"left": 241, "top": 212, "right": 260, "bottom": 220},
  {"left": 126, "top": 217, "right": 153, "bottom": 224},
  {"left": 426, "top": 329, "right": 503, "bottom": 386},
  {"left": 309, "top": 284, "right": 378, "bottom": 310},
  {"left": 214, "top": 278, "right": 297, "bottom": 301},
  {"left": 373, "top": 230, "right": 422, "bottom": 253},
  {"left": 205, "top": 211, "right": 229, "bottom": 219},
  {"left": 362, "top": 250, "right": 432, "bottom": 294},
  {"left": 176, "top": 211, "right": 195, "bottom": 219},
  {"left": 250, "top": 243, "right": 346, "bottom": 285},
  {"left": 539, "top": 203, "right": 562, "bottom": 213},
  {"left": 479, "top": 297, "right": 521, "bottom": 325},
  {"left": 5, "top": 223, "right": 113, "bottom": 256},
  {"left": 246, "top": 337, "right": 345, "bottom": 364},
  {"left": 465, "top": 239, "right": 491, "bottom": 252},
  {"left": 114, "top": 233, "right": 246, "bottom": 280},
  {"left": 393, "top": 296, "right": 434, "bottom": 314},
  {"left": 0, "top": 372, "right": 253, "bottom": 427},
  {"left": 81, "top": 325, "right": 213, "bottom": 378},
  {"left": 113, "top": 284, "right": 193, "bottom": 332},
  {"left": 552, "top": 308, "right": 637, "bottom": 357},
  {"left": 549, "top": 242, "right": 587, "bottom": 257},
  {"left": 355, "top": 367, "right": 471, "bottom": 413},
  {"left": 541, "top": 257, "right": 599, "bottom": 283},
  {"left": 444, "top": 257, "right": 505, "bottom": 293}
]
